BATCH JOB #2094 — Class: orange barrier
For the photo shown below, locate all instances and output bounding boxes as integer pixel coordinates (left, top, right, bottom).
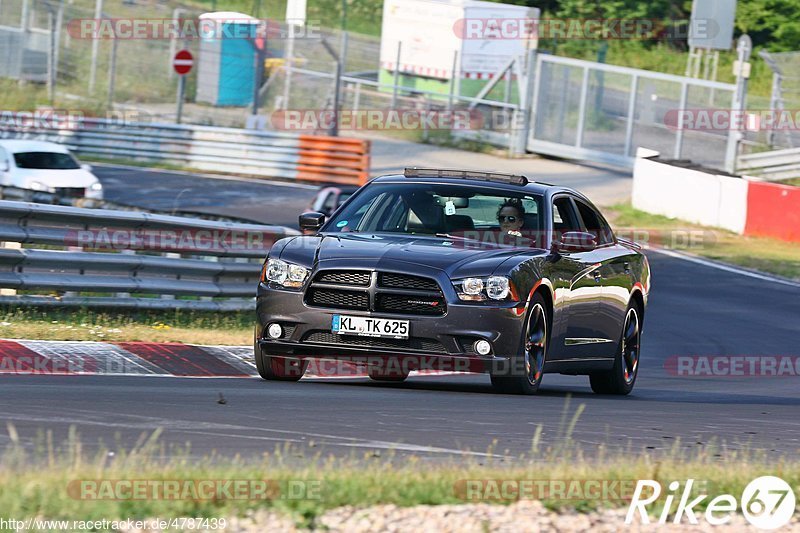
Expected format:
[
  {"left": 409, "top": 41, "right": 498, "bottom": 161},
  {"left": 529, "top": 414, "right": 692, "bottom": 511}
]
[
  {"left": 745, "top": 181, "right": 800, "bottom": 242},
  {"left": 297, "top": 135, "right": 371, "bottom": 185}
]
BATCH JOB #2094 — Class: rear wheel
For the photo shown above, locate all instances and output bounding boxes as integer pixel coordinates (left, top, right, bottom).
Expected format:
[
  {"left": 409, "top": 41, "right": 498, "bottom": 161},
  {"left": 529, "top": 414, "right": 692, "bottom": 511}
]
[
  {"left": 491, "top": 294, "right": 548, "bottom": 395},
  {"left": 589, "top": 304, "right": 641, "bottom": 395},
  {"left": 254, "top": 345, "right": 308, "bottom": 382}
]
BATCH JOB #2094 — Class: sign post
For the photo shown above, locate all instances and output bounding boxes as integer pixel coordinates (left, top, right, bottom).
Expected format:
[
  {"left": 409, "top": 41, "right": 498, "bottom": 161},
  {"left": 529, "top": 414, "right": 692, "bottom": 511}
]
[{"left": 173, "top": 49, "right": 194, "bottom": 124}]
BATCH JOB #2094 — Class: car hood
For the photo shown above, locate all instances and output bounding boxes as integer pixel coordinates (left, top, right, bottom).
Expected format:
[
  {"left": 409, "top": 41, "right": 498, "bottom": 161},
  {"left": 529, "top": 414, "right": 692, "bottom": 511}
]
[
  {"left": 278, "top": 233, "right": 546, "bottom": 277},
  {"left": 11, "top": 168, "right": 98, "bottom": 188}
]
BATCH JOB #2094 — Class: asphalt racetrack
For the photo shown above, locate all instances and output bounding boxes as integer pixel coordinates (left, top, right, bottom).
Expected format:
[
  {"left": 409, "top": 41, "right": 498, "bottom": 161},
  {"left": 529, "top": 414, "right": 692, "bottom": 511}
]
[{"left": 2, "top": 251, "right": 798, "bottom": 460}]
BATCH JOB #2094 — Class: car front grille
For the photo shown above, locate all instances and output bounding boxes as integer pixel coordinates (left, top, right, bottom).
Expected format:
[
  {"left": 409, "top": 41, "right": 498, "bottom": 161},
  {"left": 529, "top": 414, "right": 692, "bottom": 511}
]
[
  {"left": 378, "top": 272, "right": 439, "bottom": 291},
  {"left": 315, "top": 270, "right": 371, "bottom": 286},
  {"left": 303, "top": 331, "right": 447, "bottom": 353},
  {"left": 304, "top": 269, "right": 446, "bottom": 316},
  {"left": 375, "top": 293, "right": 445, "bottom": 315},
  {"left": 55, "top": 187, "right": 86, "bottom": 198},
  {"left": 307, "top": 288, "right": 369, "bottom": 310}
]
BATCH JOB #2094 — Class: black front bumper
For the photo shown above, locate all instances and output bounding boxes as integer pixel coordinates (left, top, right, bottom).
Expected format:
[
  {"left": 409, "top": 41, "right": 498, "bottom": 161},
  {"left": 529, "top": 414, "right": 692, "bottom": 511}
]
[{"left": 255, "top": 271, "right": 528, "bottom": 374}]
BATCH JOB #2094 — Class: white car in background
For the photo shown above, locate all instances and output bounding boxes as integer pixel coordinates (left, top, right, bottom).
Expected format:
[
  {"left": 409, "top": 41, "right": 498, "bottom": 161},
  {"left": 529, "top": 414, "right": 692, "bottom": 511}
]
[{"left": 0, "top": 140, "right": 103, "bottom": 204}]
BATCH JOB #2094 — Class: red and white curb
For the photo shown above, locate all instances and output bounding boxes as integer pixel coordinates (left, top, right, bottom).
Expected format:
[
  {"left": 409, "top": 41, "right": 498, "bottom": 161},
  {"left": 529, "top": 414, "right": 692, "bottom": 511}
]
[{"left": 0, "top": 339, "right": 465, "bottom": 379}]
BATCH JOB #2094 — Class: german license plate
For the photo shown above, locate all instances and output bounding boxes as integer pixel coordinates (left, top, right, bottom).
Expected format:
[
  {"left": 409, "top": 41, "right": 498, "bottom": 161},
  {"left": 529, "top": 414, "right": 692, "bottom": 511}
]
[{"left": 332, "top": 315, "right": 409, "bottom": 339}]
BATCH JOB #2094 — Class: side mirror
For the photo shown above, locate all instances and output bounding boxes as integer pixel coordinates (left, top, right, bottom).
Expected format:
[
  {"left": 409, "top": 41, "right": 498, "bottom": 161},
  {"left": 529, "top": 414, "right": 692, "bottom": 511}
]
[
  {"left": 299, "top": 211, "right": 326, "bottom": 233},
  {"left": 81, "top": 163, "right": 93, "bottom": 172},
  {"left": 1, "top": 160, "right": 8, "bottom": 172},
  {"left": 553, "top": 231, "right": 597, "bottom": 254}
]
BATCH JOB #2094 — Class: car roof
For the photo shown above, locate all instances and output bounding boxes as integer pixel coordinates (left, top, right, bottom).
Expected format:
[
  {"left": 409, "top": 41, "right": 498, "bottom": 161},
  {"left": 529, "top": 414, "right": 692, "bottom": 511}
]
[
  {"left": 0, "top": 140, "right": 71, "bottom": 154},
  {"left": 370, "top": 173, "right": 588, "bottom": 202}
]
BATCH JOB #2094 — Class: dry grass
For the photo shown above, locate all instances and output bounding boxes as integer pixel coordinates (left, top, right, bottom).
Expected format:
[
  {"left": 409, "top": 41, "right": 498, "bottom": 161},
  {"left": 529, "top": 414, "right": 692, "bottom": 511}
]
[
  {"left": 0, "top": 308, "right": 251, "bottom": 345},
  {"left": 607, "top": 204, "right": 800, "bottom": 281}
]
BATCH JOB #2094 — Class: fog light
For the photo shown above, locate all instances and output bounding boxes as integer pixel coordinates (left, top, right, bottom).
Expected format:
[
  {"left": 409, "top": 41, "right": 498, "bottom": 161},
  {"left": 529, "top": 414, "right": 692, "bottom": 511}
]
[
  {"left": 267, "top": 323, "right": 283, "bottom": 339},
  {"left": 474, "top": 340, "right": 492, "bottom": 356}
]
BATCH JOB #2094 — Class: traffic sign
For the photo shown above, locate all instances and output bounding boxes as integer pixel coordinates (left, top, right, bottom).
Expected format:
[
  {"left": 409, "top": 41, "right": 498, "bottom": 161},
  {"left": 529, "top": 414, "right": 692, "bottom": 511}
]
[{"left": 172, "top": 50, "right": 194, "bottom": 76}]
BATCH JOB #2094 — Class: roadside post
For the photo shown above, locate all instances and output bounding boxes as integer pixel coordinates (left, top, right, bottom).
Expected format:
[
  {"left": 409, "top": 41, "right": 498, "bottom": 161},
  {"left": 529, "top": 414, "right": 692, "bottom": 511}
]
[{"left": 173, "top": 49, "right": 194, "bottom": 124}]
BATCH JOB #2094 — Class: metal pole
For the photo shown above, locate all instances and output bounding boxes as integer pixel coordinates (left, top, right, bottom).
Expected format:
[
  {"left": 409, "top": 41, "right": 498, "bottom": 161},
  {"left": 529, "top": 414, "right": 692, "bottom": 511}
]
[
  {"left": 320, "top": 38, "right": 341, "bottom": 136},
  {"left": 447, "top": 50, "right": 458, "bottom": 111},
  {"left": 575, "top": 67, "right": 590, "bottom": 148},
  {"left": 88, "top": 0, "right": 103, "bottom": 93},
  {"left": 176, "top": 74, "right": 186, "bottom": 124},
  {"left": 107, "top": 35, "right": 118, "bottom": 111},
  {"left": 282, "top": 23, "right": 295, "bottom": 110},
  {"left": 673, "top": 82, "right": 689, "bottom": 159},
  {"left": 54, "top": 0, "right": 64, "bottom": 77},
  {"left": 47, "top": 8, "right": 55, "bottom": 105},
  {"left": 168, "top": 8, "right": 184, "bottom": 78},
  {"left": 391, "top": 41, "right": 401, "bottom": 109},
  {"left": 623, "top": 75, "right": 639, "bottom": 157},
  {"left": 251, "top": 39, "right": 263, "bottom": 116},
  {"left": 725, "top": 35, "right": 752, "bottom": 174},
  {"left": 512, "top": 47, "right": 537, "bottom": 156}
]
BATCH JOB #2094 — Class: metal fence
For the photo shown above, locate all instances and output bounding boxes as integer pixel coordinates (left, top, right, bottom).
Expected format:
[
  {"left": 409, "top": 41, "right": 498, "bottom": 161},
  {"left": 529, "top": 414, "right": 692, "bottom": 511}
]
[
  {"left": 0, "top": 199, "right": 297, "bottom": 310},
  {"left": 528, "top": 54, "right": 737, "bottom": 169},
  {"left": 0, "top": 118, "right": 371, "bottom": 185}
]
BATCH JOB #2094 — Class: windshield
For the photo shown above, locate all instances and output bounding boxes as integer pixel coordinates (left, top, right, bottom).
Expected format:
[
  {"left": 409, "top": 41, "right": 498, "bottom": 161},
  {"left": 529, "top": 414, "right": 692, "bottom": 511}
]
[
  {"left": 13, "top": 152, "right": 81, "bottom": 170},
  {"left": 325, "top": 182, "right": 543, "bottom": 238}
]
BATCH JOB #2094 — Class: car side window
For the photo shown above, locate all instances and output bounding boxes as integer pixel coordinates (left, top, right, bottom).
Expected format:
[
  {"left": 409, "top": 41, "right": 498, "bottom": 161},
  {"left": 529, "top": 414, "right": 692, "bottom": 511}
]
[
  {"left": 552, "top": 197, "right": 582, "bottom": 237},
  {"left": 322, "top": 192, "right": 337, "bottom": 212},
  {"left": 575, "top": 200, "right": 614, "bottom": 245}
]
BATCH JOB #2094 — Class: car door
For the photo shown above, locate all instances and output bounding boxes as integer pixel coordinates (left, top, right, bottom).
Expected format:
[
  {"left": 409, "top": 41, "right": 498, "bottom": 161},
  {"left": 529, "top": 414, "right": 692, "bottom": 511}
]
[
  {"left": 547, "top": 195, "right": 606, "bottom": 360},
  {"left": 573, "top": 198, "right": 632, "bottom": 358}
]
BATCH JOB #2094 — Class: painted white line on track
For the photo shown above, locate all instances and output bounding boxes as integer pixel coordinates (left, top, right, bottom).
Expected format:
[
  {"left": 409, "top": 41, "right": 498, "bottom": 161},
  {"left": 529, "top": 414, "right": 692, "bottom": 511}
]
[
  {"left": 650, "top": 247, "right": 800, "bottom": 289},
  {"left": 91, "top": 162, "right": 319, "bottom": 189}
]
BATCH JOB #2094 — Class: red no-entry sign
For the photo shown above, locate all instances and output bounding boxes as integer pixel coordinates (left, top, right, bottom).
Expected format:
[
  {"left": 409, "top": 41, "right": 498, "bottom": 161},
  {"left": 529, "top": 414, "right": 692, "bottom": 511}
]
[{"left": 173, "top": 50, "right": 194, "bottom": 75}]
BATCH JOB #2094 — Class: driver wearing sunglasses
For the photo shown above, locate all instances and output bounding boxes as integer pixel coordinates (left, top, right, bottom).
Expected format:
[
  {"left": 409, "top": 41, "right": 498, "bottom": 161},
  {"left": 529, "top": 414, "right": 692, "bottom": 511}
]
[{"left": 497, "top": 198, "right": 525, "bottom": 235}]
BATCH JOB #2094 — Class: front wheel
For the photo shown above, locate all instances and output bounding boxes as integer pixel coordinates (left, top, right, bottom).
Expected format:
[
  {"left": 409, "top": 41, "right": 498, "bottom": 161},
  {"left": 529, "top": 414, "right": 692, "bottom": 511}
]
[
  {"left": 589, "top": 304, "right": 641, "bottom": 395},
  {"left": 491, "top": 294, "right": 548, "bottom": 395},
  {"left": 255, "top": 346, "right": 308, "bottom": 382}
]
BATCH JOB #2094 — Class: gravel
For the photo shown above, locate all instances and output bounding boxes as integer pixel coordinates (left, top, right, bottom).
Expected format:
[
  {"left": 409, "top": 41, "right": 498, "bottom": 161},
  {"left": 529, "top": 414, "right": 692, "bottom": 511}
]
[{"left": 213, "top": 502, "right": 800, "bottom": 532}]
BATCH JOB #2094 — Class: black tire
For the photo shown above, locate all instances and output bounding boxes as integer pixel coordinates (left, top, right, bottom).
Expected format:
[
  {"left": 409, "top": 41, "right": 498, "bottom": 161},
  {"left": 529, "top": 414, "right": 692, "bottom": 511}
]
[
  {"left": 490, "top": 293, "right": 549, "bottom": 395},
  {"left": 589, "top": 302, "right": 642, "bottom": 395},
  {"left": 254, "top": 344, "right": 307, "bottom": 382},
  {"left": 367, "top": 366, "right": 409, "bottom": 382}
]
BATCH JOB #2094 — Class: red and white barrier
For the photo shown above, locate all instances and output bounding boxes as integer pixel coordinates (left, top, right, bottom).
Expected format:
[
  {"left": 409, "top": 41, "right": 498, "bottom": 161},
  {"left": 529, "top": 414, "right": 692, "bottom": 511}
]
[{"left": 633, "top": 148, "right": 800, "bottom": 243}]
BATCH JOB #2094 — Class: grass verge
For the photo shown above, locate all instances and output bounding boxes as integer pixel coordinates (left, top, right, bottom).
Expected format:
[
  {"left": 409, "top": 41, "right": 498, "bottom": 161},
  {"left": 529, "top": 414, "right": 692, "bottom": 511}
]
[
  {"left": 607, "top": 204, "right": 800, "bottom": 281},
  {"left": 0, "top": 308, "right": 251, "bottom": 345},
  {"left": 1, "top": 422, "right": 798, "bottom": 528}
]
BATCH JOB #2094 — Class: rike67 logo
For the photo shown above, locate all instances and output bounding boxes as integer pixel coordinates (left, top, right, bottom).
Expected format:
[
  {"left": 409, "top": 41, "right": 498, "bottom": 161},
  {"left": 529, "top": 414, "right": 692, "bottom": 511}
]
[{"left": 626, "top": 476, "right": 796, "bottom": 530}]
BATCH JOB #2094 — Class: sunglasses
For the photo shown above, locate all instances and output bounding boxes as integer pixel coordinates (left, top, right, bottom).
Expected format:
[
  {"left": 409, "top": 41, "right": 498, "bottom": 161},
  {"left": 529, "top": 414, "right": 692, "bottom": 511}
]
[{"left": 498, "top": 215, "right": 518, "bottom": 223}]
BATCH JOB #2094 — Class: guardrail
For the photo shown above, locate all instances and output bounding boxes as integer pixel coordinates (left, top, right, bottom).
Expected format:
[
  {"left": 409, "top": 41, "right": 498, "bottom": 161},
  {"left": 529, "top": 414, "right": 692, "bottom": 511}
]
[
  {"left": 737, "top": 147, "right": 800, "bottom": 181},
  {"left": 0, "top": 200, "right": 299, "bottom": 311},
  {"left": 0, "top": 118, "right": 371, "bottom": 186}
]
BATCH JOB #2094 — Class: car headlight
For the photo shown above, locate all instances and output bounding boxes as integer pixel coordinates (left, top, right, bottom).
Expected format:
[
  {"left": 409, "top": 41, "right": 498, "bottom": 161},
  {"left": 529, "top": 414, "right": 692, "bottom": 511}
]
[
  {"left": 89, "top": 182, "right": 103, "bottom": 191},
  {"left": 453, "top": 276, "right": 516, "bottom": 302},
  {"left": 30, "top": 181, "right": 55, "bottom": 193},
  {"left": 263, "top": 258, "right": 309, "bottom": 288}
]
